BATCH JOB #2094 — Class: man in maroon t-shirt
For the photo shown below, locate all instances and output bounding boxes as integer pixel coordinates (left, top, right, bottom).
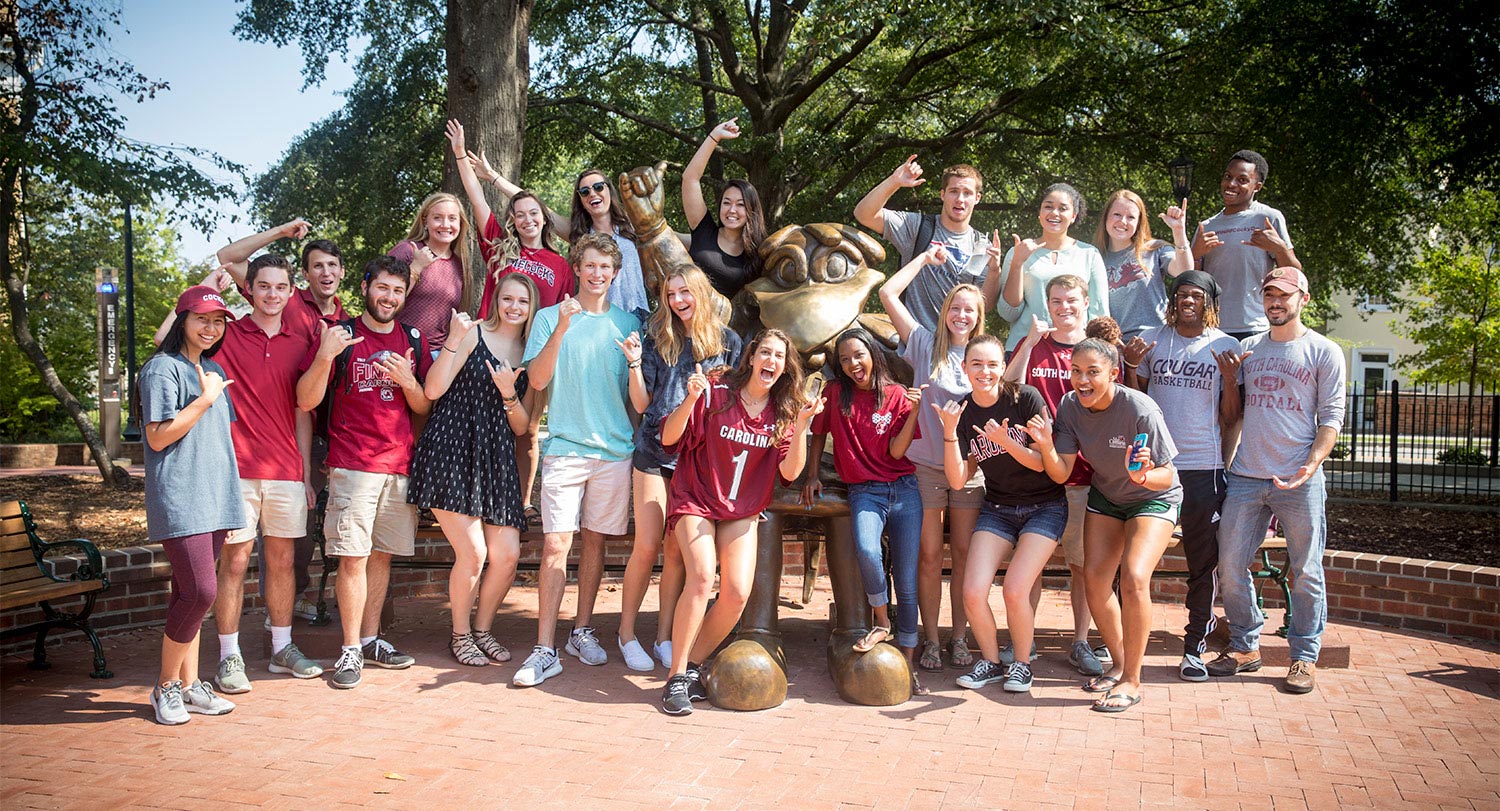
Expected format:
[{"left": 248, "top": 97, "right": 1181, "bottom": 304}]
[
  {"left": 297, "top": 256, "right": 433, "bottom": 690},
  {"left": 1003, "top": 274, "right": 1111, "bottom": 677}
]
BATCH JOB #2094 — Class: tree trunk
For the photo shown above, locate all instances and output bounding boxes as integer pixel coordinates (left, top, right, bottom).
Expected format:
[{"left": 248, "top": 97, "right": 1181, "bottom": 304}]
[{"left": 445, "top": 0, "right": 532, "bottom": 306}]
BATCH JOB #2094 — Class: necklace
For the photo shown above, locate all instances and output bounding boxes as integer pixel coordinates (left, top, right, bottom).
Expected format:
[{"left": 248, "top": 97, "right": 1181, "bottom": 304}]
[{"left": 740, "top": 391, "right": 769, "bottom": 410}]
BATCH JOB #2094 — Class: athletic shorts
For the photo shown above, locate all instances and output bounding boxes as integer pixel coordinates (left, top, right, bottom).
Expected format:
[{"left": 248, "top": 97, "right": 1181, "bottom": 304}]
[{"left": 1086, "top": 487, "right": 1181, "bottom": 525}]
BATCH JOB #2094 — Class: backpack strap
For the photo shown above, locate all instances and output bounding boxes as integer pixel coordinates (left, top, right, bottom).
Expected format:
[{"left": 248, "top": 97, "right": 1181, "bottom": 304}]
[{"left": 910, "top": 212, "right": 938, "bottom": 260}]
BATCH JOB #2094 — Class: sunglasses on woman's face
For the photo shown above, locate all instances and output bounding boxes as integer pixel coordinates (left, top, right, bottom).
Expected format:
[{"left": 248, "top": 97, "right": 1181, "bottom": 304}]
[{"left": 577, "top": 181, "right": 609, "bottom": 197}]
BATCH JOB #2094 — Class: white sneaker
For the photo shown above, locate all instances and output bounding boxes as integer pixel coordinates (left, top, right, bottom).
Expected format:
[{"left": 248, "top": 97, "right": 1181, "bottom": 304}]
[
  {"left": 564, "top": 627, "right": 608, "bottom": 666},
  {"left": 513, "top": 646, "right": 563, "bottom": 687},
  {"left": 619, "top": 637, "right": 655, "bottom": 672},
  {"left": 182, "top": 680, "right": 236, "bottom": 715},
  {"left": 151, "top": 681, "right": 190, "bottom": 725},
  {"left": 653, "top": 640, "right": 673, "bottom": 670}
]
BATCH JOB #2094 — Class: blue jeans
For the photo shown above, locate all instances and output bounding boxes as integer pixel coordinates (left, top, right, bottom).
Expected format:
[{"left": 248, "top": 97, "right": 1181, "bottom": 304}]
[
  {"left": 849, "top": 475, "right": 922, "bottom": 648},
  {"left": 1218, "top": 470, "right": 1328, "bottom": 662}
]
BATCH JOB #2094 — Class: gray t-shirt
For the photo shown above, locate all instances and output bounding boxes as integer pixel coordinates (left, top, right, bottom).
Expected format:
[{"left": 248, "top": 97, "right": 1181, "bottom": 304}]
[
  {"left": 1196, "top": 201, "right": 1293, "bottom": 333},
  {"left": 881, "top": 210, "right": 990, "bottom": 334},
  {"left": 1105, "top": 243, "right": 1174, "bottom": 339},
  {"left": 899, "top": 325, "right": 972, "bottom": 469},
  {"left": 1138, "top": 325, "right": 1241, "bottom": 470},
  {"left": 1054, "top": 385, "right": 1182, "bottom": 505},
  {"left": 1232, "top": 329, "right": 1347, "bottom": 480},
  {"left": 140, "top": 352, "right": 245, "bottom": 542}
]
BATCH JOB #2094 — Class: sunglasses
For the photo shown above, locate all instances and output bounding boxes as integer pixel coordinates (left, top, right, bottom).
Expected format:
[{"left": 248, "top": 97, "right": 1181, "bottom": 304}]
[{"left": 576, "top": 181, "right": 609, "bottom": 197}]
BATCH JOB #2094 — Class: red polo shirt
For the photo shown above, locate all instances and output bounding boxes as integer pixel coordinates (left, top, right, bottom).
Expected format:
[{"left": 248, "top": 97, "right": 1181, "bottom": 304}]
[
  {"left": 217, "top": 315, "right": 314, "bottom": 481},
  {"left": 282, "top": 287, "right": 348, "bottom": 341}
]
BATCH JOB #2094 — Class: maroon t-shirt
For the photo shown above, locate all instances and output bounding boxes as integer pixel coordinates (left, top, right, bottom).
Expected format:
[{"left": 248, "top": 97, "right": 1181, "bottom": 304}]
[
  {"left": 1018, "top": 335, "right": 1123, "bottom": 486},
  {"left": 810, "top": 381, "right": 917, "bottom": 485},
  {"left": 300, "top": 318, "right": 434, "bottom": 476},
  {"left": 477, "top": 213, "right": 575, "bottom": 318},
  {"left": 665, "top": 381, "right": 792, "bottom": 528},
  {"left": 217, "top": 317, "right": 313, "bottom": 481},
  {"left": 388, "top": 240, "right": 463, "bottom": 348}
]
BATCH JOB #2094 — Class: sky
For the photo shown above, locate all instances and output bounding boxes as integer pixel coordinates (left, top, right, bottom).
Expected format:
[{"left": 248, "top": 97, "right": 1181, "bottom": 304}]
[{"left": 110, "top": 1, "right": 358, "bottom": 264}]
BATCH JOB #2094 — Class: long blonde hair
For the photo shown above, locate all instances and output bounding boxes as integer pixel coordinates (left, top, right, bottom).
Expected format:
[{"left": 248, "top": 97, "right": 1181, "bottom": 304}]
[
  {"left": 481, "top": 271, "right": 540, "bottom": 339},
  {"left": 405, "top": 191, "right": 476, "bottom": 313},
  {"left": 1094, "top": 189, "right": 1153, "bottom": 264},
  {"left": 647, "top": 267, "right": 727, "bottom": 365},
  {"left": 930, "top": 283, "right": 986, "bottom": 379}
]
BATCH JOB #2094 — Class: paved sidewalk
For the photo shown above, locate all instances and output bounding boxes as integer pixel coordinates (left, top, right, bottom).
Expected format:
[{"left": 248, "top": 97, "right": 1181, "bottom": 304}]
[{"left": 2, "top": 580, "right": 1496, "bottom": 810}]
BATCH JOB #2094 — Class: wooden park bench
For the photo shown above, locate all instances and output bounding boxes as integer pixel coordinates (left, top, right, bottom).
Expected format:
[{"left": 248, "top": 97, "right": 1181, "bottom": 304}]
[{"left": 0, "top": 500, "right": 113, "bottom": 678}]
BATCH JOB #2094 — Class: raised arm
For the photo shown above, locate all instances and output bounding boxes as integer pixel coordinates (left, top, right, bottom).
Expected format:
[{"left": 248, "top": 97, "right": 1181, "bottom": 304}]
[
  {"left": 423, "top": 310, "right": 478, "bottom": 401},
  {"left": 525, "top": 298, "right": 579, "bottom": 392},
  {"left": 888, "top": 386, "right": 925, "bottom": 459},
  {"left": 446, "top": 119, "right": 492, "bottom": 231},
  {"left": 467, "top": 149, "right": 572, "bottom": 239},
  {"left": 778, "top": 397, "right": 824, "bottom": 482},
  {"left": 853, "top": 155, "right": 924, "bottom": 234},
  {"left": 617, "top": 331, "right": 650, "bottom": 413},
  {"left": 216, "top": 218, "right": 310, "bottom": 289},
  {"left": 682, "top": 119, "right": 739, "bottom": 230},
  {"left": 661, "top": 364, "right": 707, "bottom": 447},
  {"left": 297, "top": 323, "right": 361, "bottom": 411},
  {"left": 1004, "top": 315, "right": 1053, "bottom": 383},
  {"left": 1159, "top": 199, "right": 1193, "bottom": 279},
  {"left": 879, "top": 245, "right": 945, "bottom": 343}
]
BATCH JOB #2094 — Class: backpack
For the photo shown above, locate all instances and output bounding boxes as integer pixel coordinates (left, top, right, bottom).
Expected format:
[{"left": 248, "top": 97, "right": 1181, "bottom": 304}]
[{"left": 909, "top": 212, "right": 939, "bottom": 261}]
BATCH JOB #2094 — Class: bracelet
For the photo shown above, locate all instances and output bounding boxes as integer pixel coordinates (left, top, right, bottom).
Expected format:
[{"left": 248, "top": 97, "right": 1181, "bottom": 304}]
[
  {"left": 501, "top": 393, "right": 518, "bottom": 403},
  {"left": 441, "top": 344, "right": 459, "bottom": 353},
  {"left": 943, "top": 437, "right": 959, "bottom": 443},
  {"left": 628, "top": 360, "right": 642, "bottom": 369},
  {"left": 709, "top": 136, "right": 720, "bottom": 144},
  {"left": 1123, "top": 360, "right": 1139, "bottom": 369}
]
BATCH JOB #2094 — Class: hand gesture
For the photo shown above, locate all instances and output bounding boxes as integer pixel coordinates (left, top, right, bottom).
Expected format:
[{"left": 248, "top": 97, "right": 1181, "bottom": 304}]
[
  {"left": 977, "top": 417, "right": 1012, "bottom": 447},
  {"left": 315, "top": 321, "right": 363, "bottom": 361},
  {"left": 619, "top": 161, "right": 666, "bottom": 225},
  {"left": 890, "top": 154, "right": 925, "bottom": 188},
  {"left": 485, "top": 358, "right": 523, "bottom": 399},
  {"left": 1193, "top": 228, "right": 1222, "bottom": 258},
  {"left": 931, "top": 399, "right": 967, "bottom": 435},
  {"left": 985, "top": 229, "right": 1005, "bottom": 268},
  {"left": 684, "top": 363, "right": 709, "bottom": 401},
  {"left": 1127, "top": 444, "right": 1156, "bottom": 485},
  {"left": 1023, "top": 412, "right": 1054, "bottom": 448},
  {"left": 1212, "top": 348, "right": 1252, "bottom": 382},
  {"left": 923, "top": 243, "right": 949, "bottom": 266},
  {"left": 1243, "top": 216, "right": 1288, "bottom": 254},
  {"left": 1273, "top": 464, "right": 1315, "bottom": 490},
  {"left": 444, "top": 119, "right": 467, "bottom": 158},
  {"left": 904, "top": 384, "right": 928, "bottom": 406},
  {"left": 795, "top": 393, "right": 825, "bottom": 428},
  {"left": 200, "top": 265, "right": 235, "bottom": 292},
  {"left": 410, "top": 243, "right": 438, "bottom": 277},
  {"left": 447, "top": 308, "right": 476, "bottom": 346},
  {"left": 616, "top": 331, "right": 643, "bottom": 364},
  {"left": 465, "top": 150, "right": 498, "bottom": 184},
  {"left": 1159, "top": 198, "right": 1188, "bottom": 235},
  {"left": 1122, "top": 335, "right": 1156, "bottom": 369},
  {"left": 1011, "top": 234, "right": 1041, "bottom": 267},
  {"left": 1024, "top": 314, "right": 1055, "bottom": 347},
  {"left": 709, "top": 118, "right": 741, "bottom": 143},
  {"left": 277, "top": 218, "right": 312, "bottom": 241},
  {"left": 376, "top": 347, "right": 419, "bottom": 391},
  {"left": 195, "top": 363, "right": 232, "bottom": 404},
  {"left": 556, "top": 294, "right": 582, "bottom": 332}
]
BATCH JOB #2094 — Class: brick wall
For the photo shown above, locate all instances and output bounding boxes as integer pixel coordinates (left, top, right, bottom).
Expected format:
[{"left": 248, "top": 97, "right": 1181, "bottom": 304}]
[{"left": 5, "top": 536, "right": 1496, "bottom": 657}]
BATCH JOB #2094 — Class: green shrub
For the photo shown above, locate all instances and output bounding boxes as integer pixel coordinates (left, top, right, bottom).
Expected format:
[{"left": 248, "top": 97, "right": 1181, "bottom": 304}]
[{"left": 1437, "top": 446, "right": 1489, "bottom": 465}]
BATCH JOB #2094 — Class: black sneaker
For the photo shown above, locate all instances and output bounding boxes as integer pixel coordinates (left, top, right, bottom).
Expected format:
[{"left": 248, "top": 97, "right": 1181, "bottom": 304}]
[
  {"left": 362, "top": 637, "right": 415, "bottom": 669},
  {"left": 662, "top": 675, "right": 694, "bottom": 716},
  {"left": 1003, "top": 661, "right": 1034, "bottom": 693},
  {"left": 685, "top": 662, "right": 709, "bottom": 702},
  {"left": 331, "top": 647, "right": 363, "bottom": 690},
  {"left": 956, "top": 659, "right": 1006, "bottom": 689}
]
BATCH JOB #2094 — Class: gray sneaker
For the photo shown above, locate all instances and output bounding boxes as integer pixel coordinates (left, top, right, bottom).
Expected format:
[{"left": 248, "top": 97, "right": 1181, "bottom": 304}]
[
  {"left": 362, "top": 637, "right": 415, "bottom": 669},
  {"left": 331, "top": 647, "right": 363, "bottom": 689},
  {"left": 215, "top": 653, "right": 252, "bottom": 694},
  {"left": 1069, "top": 640, "right": 1106, "bottom": 676},
  {"left": 269, "top": 643, "right": 324, "bottom": 678},
  {"left": 183, "top": 680, "right": 236, "bottom": 715},
  {"left": 151, "top": 680, "right": 190, "bottom": 725},
  {"left": 565, "top": 626, "right": 608, "bottom": 666},
  {"left": 513, "top": 645, "right": 563, "bottom": 687},
  {"left": 998, "top": 643, "right": 1038, "bottom": 667}
]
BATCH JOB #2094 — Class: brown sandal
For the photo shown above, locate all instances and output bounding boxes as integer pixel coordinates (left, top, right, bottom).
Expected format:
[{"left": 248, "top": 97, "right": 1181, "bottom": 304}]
[
  {"left": 917, "top": 640, "right": 944, "bottom": 671},
  {"left": 450, "top": 632, "right": 489, "bottom": 667},
  {"left": 852, "top": 626, "right": 892, "bottom": 653},
  {"left": 949, "top": 637, "right": 974, "bottom": 668},
  {"left": 472, "top": 630, "right": 511, "bottom": 663}
]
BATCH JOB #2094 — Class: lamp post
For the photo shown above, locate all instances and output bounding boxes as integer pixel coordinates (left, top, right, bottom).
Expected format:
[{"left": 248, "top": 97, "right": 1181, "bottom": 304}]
[{"left": 1169, "top": 152, "right": 1195, "bottom": 202}]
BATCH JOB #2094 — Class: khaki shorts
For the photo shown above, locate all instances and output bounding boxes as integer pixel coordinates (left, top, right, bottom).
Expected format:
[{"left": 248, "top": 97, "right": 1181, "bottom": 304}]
[
  {"left": 913, "top": 462, "right": 985, "bottom": 511},
  {"left": 228, "top": 479, "right": 308, "bottom": 544},
  {"left": 1059, "top": 485, "right": 1089, "bottom": 567},
  {"left": 540, "top": 455, "right": 632, "bottom": 536},
  {"left": 323, "top": 468, "right": 417, "bottom": 557}
]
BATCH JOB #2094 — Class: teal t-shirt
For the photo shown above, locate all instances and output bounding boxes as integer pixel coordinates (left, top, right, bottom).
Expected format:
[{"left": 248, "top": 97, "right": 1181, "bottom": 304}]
[{"left": 524, "top": 302, "right": 638, "bottom": 461}]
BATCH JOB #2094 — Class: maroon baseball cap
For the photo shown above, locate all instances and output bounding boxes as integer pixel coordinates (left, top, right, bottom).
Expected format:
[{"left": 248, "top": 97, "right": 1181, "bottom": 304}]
[
  {"left": 1262, "top": 266, "right": 1309, "bottom": 295},
  {"left": 175, "top": 285, "right": 236, "bottom": 319}
]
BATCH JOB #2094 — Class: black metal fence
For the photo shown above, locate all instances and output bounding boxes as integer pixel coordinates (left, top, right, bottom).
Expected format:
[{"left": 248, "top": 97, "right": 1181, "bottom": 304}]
[{"left": 1330, "top": 381, "right": 1499, "bottom": 502}]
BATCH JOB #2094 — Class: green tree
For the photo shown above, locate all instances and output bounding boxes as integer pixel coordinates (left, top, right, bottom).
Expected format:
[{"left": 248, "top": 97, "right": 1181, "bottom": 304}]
[{"left": 2, "top": 0, "right": 237, "bottom": 484}]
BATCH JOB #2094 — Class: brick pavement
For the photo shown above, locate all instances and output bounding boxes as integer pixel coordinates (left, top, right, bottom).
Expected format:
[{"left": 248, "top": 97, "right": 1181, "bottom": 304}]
[{"left": 2, "top": 579, "right": 1497, "bottom": 810}]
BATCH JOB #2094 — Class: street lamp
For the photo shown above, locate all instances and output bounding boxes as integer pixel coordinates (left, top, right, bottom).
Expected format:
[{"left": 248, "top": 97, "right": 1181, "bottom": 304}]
[{"left": 1168, "top": 151, "right": 1195, "bottom": 202}]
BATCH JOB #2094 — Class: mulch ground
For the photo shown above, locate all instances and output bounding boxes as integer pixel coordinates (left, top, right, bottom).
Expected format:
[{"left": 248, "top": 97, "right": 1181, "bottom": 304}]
[{"left": 4, "top": 474, "right": 1497, "bottom": 567}]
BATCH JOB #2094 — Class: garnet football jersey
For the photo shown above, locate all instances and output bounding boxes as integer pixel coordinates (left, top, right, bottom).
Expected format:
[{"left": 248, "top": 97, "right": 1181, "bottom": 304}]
[{"left": 665, "top": 381, "right": 792, "bottom": 527}]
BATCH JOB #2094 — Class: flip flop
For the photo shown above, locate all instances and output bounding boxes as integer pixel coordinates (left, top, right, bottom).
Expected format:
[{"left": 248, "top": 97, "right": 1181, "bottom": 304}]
[
  {"left": 853, "top": 626, "right": 892, "bottom": 653},
  {"left": 1083, "top": 674, "right": 1121, "bottom": 694},
  {"left": 1091, "top": 691, "right": 1142, "bottom": 713}
]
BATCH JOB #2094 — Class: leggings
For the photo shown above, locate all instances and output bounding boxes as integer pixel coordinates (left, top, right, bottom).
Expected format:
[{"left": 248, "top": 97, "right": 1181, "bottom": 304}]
[{"left": 161, "top": 530, "right": 228, "bottom": 643}]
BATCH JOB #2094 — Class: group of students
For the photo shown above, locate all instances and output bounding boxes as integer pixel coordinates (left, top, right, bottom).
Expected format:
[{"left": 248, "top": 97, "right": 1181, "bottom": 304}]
[{"left": 138, "top": 125, "right": 1344, "bottom": 723}]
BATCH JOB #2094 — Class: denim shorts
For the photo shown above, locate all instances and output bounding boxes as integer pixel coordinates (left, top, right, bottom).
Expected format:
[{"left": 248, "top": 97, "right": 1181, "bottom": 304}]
[{"left": 973, "top": 497, "right": 1068, "bottom": 544}]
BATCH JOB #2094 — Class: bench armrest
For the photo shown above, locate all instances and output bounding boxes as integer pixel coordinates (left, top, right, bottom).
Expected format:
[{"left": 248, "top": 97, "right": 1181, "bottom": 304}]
[{"left": 36, "top": 538, "right": 109, "bottom": 586}]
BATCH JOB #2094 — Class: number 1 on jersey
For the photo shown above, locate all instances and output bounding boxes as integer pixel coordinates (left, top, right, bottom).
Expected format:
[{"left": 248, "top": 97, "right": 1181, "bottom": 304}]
[{"left": 727, "top": 449, "right": 748, "bottom": 501}]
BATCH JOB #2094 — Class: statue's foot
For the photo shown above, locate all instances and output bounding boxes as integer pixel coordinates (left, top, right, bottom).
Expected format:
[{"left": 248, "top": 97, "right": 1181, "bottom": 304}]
[
  {"left": 706, "top": 634, "right": 787, "bottom": 711},
  {"left": 828, "top": 631, "right": 913, "bottom": 706}
]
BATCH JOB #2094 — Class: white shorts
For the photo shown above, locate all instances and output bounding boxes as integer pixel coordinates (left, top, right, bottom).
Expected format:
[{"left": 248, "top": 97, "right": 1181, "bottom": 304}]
[
  {"left": 539, "top": 455, "right": 631, "bottom": 536},
  {"left": 324, "top": 468, "right": 417, "bottom": 557},
  {"left": 228, "top": 479, "right": 308, "bottom": 544}
]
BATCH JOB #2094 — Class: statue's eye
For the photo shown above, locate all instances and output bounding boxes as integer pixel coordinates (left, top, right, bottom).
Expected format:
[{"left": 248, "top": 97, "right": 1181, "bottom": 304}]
[{"left": 822, "top": 252, "right": 853, "bottom": 282}]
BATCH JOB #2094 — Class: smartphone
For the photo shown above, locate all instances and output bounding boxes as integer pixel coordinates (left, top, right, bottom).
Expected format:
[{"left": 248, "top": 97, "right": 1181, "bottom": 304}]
[
  {"left": 806, "top": 374, "right": 828, "bottom": 401},
  {"left": 1127, "top": 432, "right": 1149, "bottom": 471}
]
